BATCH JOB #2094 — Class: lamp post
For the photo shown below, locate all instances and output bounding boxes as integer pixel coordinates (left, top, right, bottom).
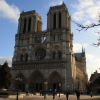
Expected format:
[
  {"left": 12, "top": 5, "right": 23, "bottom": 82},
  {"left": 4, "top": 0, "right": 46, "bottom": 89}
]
[
  {"left": 44, "top": 81, "right": 48, "bottom": 99},
  {"left": 59, "top": 83, "right": 61, "bottom": 97},
  {"left": 15, "top": 76, "right": 22, "bottom": 100}
]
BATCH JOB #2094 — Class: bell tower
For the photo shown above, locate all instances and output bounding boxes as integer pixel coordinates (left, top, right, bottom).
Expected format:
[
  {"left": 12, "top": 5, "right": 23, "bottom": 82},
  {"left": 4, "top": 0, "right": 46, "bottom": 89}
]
[
  {"left": 47, "top": 2, "right": 71, "bottom": 30},
  {"left": 17, "top": 10, "right": 42, "bottom": 34}
]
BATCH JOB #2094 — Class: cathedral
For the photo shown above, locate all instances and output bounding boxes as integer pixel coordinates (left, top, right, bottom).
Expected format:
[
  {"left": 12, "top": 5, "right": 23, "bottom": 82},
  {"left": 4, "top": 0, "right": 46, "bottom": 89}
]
[{"left": 12, "top": 2, "right": 88, "bottom": 93}]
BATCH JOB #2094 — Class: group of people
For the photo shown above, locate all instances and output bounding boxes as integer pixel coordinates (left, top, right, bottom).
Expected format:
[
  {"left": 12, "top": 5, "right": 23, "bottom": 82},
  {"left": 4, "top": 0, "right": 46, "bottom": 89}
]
[
  {"left": 65, "top": 90, "right": 93, "bottom": 100},
  {"left": 65, "top": 90, "right": 80, "bottom": 100},
  {"left": 39, "top": 89, "right": 93, "bottom": 100},
  {"left": 52, "top": 90, "right": 80, "bottom": 100}
]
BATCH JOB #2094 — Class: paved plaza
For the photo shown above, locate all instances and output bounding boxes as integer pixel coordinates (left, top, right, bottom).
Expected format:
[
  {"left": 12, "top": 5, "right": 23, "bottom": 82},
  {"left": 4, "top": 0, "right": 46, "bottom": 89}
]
[{"left": 0, "top": 94, "right": 100, "bottom": 100}]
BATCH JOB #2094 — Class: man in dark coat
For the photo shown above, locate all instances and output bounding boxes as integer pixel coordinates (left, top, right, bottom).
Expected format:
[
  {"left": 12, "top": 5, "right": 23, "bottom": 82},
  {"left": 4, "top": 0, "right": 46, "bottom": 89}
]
[
  {"left": 53, "top": 91, "right": 56, "bottom": 99},
  {"left": 76, "top": 90, "right": 80, "bottom": 100},
  {"left": 65, "top": 91, "right": 69, "bottom": 100}
]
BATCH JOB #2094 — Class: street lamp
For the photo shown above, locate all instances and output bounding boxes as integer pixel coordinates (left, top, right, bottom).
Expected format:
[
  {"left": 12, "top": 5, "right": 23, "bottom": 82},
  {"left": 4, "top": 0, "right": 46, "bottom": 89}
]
[
  {"left": 59, "top": 83, "right": 61, "bottom": 97},
  {"left": 44, "top": 81, "right": 48, "bottom": 99},
  {"left": 15, "top": 76, "right": 22, "bottom": 100}
]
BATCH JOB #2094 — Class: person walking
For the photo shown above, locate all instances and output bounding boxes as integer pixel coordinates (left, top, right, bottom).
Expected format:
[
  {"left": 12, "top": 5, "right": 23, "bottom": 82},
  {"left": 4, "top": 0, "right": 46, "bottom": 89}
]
[
  {"left": 40, "top": 90, "right": 42, "bottom": 96},
  {"left": 90, "top": 91, "right": 93, "bottom": 97},
  {"left": 76, "top": 90, "right": 80, "bottom": 100},
  {"left": 65, "top": 90, "right": 69, "bottom": 100},
  {"left": 53, "top": 91, "right": 56, "bottom": 99}
]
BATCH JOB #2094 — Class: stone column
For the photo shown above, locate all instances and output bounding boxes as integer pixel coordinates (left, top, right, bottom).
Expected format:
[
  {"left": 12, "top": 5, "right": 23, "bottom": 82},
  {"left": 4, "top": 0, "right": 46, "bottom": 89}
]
[
  {"left": 34, "top": 17, "right": 37, "bottom": 32},
  {"left": 66, "top": 14, "right": 68, "bottom": 29},
  {"left": 31, "top": 16, "right": 34, "bottom": 32}
]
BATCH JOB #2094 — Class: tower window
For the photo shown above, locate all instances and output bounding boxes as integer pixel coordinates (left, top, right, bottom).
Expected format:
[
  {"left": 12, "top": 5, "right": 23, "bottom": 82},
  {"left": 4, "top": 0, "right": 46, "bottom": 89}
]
[
  {"left": 21, "top": 54, "right": 23, "bottom": 61},
  {"left": 28, "top": 18, "right": 31, "bottom": 33},
  {"left": 58, "top": 35, "right": 61, "bottom": 41},
  {"left": 23, "top": 19, "right": 26, "bottom": 33},
  {"left": 58, "top": 52, "right": 62, "bottom": 58},
  {"left": 53, "top": 52, "right": 56, "bottom": 59},
  {"left": 59, "top": 13, "right": 61, "bottom": 28},
  {"left": 25, "top": 54, "right": 28, "bottom": 61},
  {"left": 53, "top": 14, "right": 56, "bottom": 29},
  {"left": 27, "top": 38, "right": 29, "bottom": 44},
  {"left": 21, "top": 39, "right": 23, "bottom": 45},
  {"left": 53, "top": 35, "right": 55, "bottom": 41}
]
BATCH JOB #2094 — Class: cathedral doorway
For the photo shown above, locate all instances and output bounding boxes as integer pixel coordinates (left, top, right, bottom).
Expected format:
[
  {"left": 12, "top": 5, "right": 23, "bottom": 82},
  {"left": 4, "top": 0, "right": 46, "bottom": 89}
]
[
  {"left": 48, "top": 71, "right": 62, "bottom": 91},
  {"left": 29, "top": 70, "right": 44, "bottom": 91}
]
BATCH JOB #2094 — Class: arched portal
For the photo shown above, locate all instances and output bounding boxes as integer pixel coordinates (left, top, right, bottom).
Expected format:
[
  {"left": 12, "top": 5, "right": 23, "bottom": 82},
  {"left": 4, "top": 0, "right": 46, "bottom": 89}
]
[
  {"left": 48, "top": 71, "right": 62, "bottom": 91},
  {"left": 29, "top": 70, "right": 44, "bottom": 91},
  {"left": 14, "top": 73, "right": 25, "bottom": 91}
]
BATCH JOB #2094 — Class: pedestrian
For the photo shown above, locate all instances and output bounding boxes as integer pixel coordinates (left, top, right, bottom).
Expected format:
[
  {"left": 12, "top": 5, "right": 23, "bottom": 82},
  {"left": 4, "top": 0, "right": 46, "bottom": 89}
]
[
  {"left": 75, "top": 90, "right": 80, "bottom": 100},
  {"left": 41, "top": 90, "right": 44, "bottom": 96},
  {"left": 90, "top": 91, "right": 93, "bottom": 97},
  {"left": 40, "top": 90, "right": 41, "bottom": 96},
  {"left": 53, "top": 91, "right": 56, "bottom": 99},
  {"left": 65, "top": 90, "right": 69, "bottom": 100},
  {"left": 26, "top": 90, "right": 28, "bottom": 96}
]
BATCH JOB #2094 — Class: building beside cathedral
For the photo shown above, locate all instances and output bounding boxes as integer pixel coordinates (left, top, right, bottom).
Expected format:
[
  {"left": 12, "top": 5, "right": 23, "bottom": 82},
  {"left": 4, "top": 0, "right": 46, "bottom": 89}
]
[{"left": 12, "top": 2, "right": 88, "bottom": 93}]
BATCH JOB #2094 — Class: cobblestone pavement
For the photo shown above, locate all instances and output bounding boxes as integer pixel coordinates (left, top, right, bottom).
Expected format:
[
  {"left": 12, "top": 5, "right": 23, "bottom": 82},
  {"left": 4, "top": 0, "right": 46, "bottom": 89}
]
[{"left": 0, "top": 94, "right": 100, "bottom": 100}]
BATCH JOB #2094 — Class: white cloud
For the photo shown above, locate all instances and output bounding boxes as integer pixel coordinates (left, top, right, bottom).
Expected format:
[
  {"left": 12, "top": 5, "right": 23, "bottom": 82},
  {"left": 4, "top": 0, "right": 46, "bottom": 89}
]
[
  {"left": 86, "top": 54, "right": 100, "bottom": 79},
  {"left": 0, "top": 56, "right": 12, "bottom": 67},
  {"left": 72, "top": 0, "right": 100, "bottom": 22},
  {"left": 47, "top": 0, "right": 63, "bottom": 7},
  {"left": 73, "top": 43, "right": 88, "bottom": 52},
  {"left": 73, "top": 43, "right": 82, "bottom": 52},
  {"left": 0, "top": 0, "right": 20, "bottom": 23}
]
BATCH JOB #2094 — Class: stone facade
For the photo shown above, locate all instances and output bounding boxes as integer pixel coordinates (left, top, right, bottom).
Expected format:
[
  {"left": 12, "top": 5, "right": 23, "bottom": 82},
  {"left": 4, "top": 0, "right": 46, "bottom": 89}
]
[{"left": 12, "top": 2, "right": 88, "bottom": 93}]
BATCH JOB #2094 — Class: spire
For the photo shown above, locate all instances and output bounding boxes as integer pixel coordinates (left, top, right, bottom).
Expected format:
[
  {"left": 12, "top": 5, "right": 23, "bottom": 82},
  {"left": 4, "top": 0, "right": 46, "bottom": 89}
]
[
  {"left": 82, "top": 46, "right": 84, "bottom": 53},
  {"left": 84, "top": 48, "right": 85, "bottom": 56},
  {"left": 62, "top": 1, "right": 66, "bottom": 6},
  {"left": 82, "top": 46, "right": 85, "bottom": 57}
]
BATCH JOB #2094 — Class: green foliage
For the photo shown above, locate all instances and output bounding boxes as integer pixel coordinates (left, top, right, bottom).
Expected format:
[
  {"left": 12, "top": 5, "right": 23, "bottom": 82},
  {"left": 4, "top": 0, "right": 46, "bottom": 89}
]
[{"left": 0, "top": 61, "right": 12, "bottom": 88}]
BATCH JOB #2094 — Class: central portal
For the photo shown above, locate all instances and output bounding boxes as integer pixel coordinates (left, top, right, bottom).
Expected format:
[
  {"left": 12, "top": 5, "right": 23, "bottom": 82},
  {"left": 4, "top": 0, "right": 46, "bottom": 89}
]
[{"left": 29, "top": 70, "right": 44, "bottom": 91}]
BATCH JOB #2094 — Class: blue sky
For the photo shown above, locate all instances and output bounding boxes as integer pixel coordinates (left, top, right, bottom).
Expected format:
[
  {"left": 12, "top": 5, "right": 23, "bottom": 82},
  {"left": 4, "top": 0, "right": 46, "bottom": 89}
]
[{"left": 0, "top": 0, "right": 100, "bottom": 79}]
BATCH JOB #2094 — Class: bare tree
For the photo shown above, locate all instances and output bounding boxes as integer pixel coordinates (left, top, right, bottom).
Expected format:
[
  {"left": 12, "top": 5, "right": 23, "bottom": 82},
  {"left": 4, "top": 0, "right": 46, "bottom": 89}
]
[{"left": 73, "top": 13, "right": 100, "bottom": 46}]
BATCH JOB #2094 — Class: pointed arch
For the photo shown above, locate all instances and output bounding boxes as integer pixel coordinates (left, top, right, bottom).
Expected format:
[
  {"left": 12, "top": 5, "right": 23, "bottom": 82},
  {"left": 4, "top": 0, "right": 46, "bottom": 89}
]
[
  {"left": 29, "top": 70, "right": 44, "bottom": 91},
  {"left": 48, "top": 71, "right": 62, "bottom": 91},
  {"left": 49, "top": 71, "right": 62, "bottom": 83}
]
